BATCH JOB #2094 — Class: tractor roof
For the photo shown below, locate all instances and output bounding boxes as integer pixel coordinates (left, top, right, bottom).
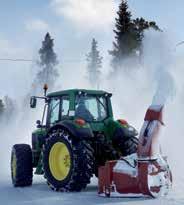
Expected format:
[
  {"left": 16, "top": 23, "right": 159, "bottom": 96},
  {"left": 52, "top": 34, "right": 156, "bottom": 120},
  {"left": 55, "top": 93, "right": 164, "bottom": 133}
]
[{"left": 47, "top": 89, "right": 112, "bottom": 97}]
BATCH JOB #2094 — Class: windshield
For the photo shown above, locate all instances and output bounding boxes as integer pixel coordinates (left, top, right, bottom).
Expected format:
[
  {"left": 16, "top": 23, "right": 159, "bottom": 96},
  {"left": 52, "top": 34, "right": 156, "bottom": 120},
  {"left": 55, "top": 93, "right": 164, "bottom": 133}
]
[{"left": 75, "top": 95, "right": 107, "bottom": 122}]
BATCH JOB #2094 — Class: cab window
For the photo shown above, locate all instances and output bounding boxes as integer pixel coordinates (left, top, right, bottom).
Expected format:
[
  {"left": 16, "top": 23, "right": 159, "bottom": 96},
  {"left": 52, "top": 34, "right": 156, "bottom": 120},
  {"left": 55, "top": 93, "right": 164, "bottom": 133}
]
[
  {"left": 49, "top": 98, "right": 60, "bottom": 125},
  {"left": 75, "top": 95, "right": 107, "bottom": 122},
  {"left": 48, "top": 96, "right": 70, "bottom": 125},
  {"left": 61, "top": 96, "right": 70, "bottom": 117}
]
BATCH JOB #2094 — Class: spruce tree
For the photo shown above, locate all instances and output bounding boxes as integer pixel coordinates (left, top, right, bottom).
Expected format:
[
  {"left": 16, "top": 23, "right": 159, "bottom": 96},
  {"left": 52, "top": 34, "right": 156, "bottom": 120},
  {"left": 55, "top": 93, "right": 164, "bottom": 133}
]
[
  {"left": 36, "top": 32, "right": 59, "bottom": 91},
  {"left": 110, "top": 1, "right": 161, "bottom": 71},
  {"left": 86, "top": 38, "right": 103, "bottom": 89},
  {"left": 109, "top": 0, "right": 141, "bottom": 69}
]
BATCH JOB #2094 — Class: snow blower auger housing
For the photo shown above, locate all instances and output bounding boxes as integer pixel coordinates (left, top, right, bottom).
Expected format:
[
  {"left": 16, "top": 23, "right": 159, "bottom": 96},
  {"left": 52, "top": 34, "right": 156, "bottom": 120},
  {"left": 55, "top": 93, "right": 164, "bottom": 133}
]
[
  {"left": 98, "top": 105, "right": 172, "bottom": 198},
  {"left": 11, "top": 85, "right": 138, "bottom": 191}
]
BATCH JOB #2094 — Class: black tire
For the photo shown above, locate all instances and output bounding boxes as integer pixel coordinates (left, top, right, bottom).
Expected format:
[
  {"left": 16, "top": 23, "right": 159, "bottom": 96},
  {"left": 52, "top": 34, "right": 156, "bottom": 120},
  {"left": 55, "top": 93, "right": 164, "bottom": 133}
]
[
  {"left": 94, "top": 142, "right": 119, "bottom": 177},
  {"left": 43, "top": 129, "right": 94, "bottom": 192},
  {"left": 11, "top": 144, "right": 33, "bottom": 187},
  {"left": 120, "top": 136, "right": 138, "bottom": 156}
]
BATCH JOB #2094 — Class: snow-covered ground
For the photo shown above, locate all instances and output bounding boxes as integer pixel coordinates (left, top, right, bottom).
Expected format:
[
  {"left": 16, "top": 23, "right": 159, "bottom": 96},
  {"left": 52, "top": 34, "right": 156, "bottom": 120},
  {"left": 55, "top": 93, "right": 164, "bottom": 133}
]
[{"left": 0, "top": 175, "right": 183, "bottom": 205}]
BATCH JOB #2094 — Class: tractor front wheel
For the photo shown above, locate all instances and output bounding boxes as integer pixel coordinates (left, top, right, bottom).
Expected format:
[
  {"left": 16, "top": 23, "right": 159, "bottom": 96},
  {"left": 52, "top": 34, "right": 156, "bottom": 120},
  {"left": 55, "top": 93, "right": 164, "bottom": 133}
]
[{"left": 11, "top": 144, "right": 33, "bottom": 187}]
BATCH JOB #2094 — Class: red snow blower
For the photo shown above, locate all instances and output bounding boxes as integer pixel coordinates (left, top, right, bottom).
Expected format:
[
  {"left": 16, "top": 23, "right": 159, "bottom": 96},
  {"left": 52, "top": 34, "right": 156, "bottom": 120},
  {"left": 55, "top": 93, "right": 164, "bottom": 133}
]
[{"left": 98, "top": 105, "right": 172, "bottom": 198}]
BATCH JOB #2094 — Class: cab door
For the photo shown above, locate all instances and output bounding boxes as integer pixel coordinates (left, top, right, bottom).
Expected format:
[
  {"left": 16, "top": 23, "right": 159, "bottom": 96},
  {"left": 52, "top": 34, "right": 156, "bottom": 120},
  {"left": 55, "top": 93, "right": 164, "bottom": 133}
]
[{"left": 47, "top": 97, "right": 61, "bottom": 127}]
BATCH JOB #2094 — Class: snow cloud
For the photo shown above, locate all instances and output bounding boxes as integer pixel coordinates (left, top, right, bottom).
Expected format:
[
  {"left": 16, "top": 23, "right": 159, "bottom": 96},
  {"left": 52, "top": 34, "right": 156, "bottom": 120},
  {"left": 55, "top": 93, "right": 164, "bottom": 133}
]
[
  {"left": 25, "top": 19, "right": 49, "bottom": 32},
  {"left": 50, "top": 0, "right": 116, "bottom": 30}
]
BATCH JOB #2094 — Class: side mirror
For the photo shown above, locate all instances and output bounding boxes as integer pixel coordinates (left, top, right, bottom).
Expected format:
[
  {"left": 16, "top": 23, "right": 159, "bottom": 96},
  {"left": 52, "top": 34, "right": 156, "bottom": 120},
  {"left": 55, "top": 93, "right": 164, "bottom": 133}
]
[
  {"left": 36, "top": 120, "right": 42, "bottom": 128},
  {"left": 30, "top": 97, "right": 37, "bottom": 108}
]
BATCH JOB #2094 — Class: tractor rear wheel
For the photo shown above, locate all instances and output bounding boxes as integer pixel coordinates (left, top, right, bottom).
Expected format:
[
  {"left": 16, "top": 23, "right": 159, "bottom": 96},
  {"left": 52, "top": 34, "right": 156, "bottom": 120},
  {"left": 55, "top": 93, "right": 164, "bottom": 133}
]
[
  {"left": 43, "top": 129, "right": 93, "bottom": 192},
  {"left": 120, "top": 136, "right": 138, "bottom": 156},
  {"left": 11, "top": 144, "right": 33, "bottom": 187}
]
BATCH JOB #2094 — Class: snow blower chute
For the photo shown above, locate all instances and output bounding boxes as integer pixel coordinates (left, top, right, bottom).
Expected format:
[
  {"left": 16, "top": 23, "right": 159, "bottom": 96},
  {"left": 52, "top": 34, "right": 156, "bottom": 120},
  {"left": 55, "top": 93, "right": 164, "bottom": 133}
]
[{"left": 98, "top": 105, "right": 172, "bottom": 198}]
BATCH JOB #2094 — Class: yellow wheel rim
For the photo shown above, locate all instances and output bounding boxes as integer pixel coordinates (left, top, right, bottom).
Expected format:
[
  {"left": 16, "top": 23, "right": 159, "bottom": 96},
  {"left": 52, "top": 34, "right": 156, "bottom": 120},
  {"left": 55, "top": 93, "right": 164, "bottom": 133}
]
[
  {"left": 12, "top": 152, "right": 17, "bottom": 179},
  {"left": 49, "top": 142, "right": 71, "bottom": 181}
]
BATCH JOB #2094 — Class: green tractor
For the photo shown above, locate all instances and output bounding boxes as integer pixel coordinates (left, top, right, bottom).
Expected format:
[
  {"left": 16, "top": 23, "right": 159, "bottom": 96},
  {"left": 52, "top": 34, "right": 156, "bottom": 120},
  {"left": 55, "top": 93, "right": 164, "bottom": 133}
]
[{"left": 11, "top": 86, "right": 138, "bottom": 191}]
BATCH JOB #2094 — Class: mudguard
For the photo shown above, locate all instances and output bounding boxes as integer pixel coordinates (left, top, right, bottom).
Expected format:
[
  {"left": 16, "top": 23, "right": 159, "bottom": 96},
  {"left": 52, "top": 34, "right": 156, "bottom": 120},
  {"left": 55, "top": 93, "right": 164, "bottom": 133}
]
[
  {"left": 104, "top": 119, "right": 138, "bottom": 142},
  {"left": 113, "top": 126, "right": 138, "bottom": 142},
  {"left": 48, "top": 120, "right": 94, "bottom": 140}
]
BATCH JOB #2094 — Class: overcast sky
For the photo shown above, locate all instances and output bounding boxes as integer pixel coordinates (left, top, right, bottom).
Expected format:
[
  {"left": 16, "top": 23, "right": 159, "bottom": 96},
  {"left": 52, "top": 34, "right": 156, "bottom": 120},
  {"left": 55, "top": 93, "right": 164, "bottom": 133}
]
[{"left": 0, "top": 0, "right": 183, "bottom": 98}]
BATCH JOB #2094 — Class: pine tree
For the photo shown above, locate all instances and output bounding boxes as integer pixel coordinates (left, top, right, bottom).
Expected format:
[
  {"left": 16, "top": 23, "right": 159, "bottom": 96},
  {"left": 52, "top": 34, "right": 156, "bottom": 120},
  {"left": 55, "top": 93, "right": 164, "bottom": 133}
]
[
  {"left": 110, "top": 1, "right": 161, "bottom": 71},
  {"left": 109, "top": 0, "right": 141, "bottom": 69},
  {"left": 86, "top": 38, "right": 103, "bottom": 88},
  {"left": 35, "top": 32, "right": 59, "bottom": 92}
]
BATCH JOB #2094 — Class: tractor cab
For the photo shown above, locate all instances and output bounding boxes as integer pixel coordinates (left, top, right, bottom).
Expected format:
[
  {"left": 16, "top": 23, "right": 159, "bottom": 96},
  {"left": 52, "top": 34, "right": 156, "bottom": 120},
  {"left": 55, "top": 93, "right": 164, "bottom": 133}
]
[
  {"left": 31, "top": 88, "right": 113, "bottom": 130},
  {"left": 47, "top": 89, "right": 113, "bottom": 122}
]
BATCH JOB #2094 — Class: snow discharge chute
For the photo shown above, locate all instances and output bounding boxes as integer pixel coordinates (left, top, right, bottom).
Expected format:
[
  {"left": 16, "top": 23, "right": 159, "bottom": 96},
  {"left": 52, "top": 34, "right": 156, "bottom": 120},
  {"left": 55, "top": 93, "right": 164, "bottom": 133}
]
[{"left": 98, "top": 105, "right": 172, "bottom": 198}]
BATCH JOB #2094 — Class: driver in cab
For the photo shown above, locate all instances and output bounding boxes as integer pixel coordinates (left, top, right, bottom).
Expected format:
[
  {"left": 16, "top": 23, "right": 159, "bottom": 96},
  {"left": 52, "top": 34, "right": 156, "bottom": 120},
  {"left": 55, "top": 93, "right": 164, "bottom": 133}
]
[{"left": 75, "top": 97, "right": 94, "bottom": 122}]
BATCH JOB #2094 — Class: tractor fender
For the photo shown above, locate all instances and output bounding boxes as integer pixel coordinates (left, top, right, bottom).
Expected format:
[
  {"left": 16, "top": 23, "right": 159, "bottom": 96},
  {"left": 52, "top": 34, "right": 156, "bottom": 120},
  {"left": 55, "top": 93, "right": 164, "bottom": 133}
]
[
  {"left": 113, "top": 125, "right": 138, "bottom": 140},
  {"left": 47, "top": 120, "right": 94, "bottom": 140},
  {"left": 104, "top": 119, "right": 138, "bottom": 142}
]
